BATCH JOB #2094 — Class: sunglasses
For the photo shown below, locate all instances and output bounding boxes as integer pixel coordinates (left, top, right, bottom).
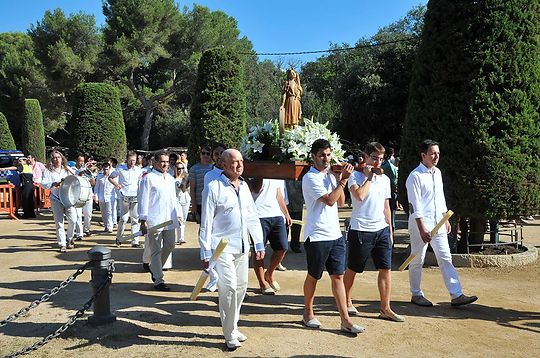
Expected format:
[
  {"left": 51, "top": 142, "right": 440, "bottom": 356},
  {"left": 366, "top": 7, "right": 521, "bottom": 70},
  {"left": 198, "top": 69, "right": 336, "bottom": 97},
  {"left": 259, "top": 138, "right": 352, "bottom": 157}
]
[
  {"left": 201, "top": 151, "right": 211, "bottom": 155},
  {"left": 177, "top": 167, "right": 185, "bottom": 170}
]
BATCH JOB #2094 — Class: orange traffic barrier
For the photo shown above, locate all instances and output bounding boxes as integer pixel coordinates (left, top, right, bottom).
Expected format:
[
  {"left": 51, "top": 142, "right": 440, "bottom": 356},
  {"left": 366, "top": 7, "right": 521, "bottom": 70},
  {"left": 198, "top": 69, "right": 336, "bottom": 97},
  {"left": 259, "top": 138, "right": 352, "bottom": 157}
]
[
  {"left": 0, "top": 183, "right": 18, "bottom": 220},
  {"left": 34, "top": 183, "right": 52, "bottom": 210}
]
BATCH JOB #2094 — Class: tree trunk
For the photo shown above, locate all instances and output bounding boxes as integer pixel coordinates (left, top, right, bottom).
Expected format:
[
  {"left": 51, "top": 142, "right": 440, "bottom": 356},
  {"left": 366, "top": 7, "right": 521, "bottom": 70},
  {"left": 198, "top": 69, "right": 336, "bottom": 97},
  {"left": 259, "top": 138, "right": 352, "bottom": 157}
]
[
  {"left": 140, "top": 105, "right": 154, "bottom": 150},
  {"left": 468, "top": 217, "right": 485, "bottom": 252}
]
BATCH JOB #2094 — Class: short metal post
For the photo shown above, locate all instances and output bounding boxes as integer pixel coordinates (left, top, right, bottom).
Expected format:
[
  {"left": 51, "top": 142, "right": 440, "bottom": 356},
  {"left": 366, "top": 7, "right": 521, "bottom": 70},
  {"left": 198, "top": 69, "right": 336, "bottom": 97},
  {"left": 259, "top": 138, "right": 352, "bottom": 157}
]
[{"left": 87, "top": 246, "right": 116, "bottom": 325}]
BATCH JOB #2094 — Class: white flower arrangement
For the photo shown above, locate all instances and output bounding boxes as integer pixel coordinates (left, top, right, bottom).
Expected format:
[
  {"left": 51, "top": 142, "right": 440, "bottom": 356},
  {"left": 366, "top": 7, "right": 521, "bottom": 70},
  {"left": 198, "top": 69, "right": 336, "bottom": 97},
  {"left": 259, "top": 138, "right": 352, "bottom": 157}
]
[
  {"left": 282, "top": 119, "right": 345, "bottom": 163},
  {"left": 240, "top": 118, "right": 345, "bottom": 163},
  {"left": 239, "top": 120, "right": 280, "bottom": 160}
]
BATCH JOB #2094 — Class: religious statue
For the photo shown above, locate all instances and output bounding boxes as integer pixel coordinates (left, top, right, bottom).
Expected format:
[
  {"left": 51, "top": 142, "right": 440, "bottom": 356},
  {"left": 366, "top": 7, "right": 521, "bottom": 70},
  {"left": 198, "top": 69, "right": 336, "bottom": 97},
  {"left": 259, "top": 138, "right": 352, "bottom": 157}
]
[{"left": 279, "top": 68, "right": 303, "bottom": 132}]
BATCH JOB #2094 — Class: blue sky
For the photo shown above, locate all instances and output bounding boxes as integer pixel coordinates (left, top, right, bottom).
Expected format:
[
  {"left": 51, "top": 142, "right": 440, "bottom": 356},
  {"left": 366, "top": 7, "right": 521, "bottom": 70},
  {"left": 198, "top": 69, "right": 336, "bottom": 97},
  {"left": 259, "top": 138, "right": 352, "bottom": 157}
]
[{"left": 0, "top": 0, "right": 427, "bottom": 63}]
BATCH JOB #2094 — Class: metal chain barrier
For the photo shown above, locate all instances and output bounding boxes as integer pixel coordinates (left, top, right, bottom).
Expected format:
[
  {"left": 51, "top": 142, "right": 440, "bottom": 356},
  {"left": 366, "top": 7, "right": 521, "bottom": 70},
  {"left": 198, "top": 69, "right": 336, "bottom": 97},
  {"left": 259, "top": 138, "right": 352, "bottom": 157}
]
[
  {"left": 0, "top": 262, "right": 91, "bottom": 328},
  {"left": 2, "top": 261, "right": 114, "bottom": 358}
]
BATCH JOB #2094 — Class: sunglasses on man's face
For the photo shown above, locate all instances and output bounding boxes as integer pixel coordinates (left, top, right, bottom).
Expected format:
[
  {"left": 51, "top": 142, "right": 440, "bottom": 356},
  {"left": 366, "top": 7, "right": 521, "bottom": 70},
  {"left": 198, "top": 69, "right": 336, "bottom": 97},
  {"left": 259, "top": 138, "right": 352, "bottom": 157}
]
[{"left": 201, "top": 151, "right": 211, "bottom": 156}]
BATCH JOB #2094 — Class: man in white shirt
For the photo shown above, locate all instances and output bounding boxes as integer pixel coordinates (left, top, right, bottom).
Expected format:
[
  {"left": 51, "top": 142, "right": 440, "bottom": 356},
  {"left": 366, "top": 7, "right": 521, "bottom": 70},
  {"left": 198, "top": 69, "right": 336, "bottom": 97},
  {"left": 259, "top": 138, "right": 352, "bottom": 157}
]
[
  {"left": 406, "top": 139, "right": 477, "bottom": 307},
  {"left": 73, "top": 154, "right": 95, "bottom": 239},
  {"left": 301, "top": 139, "right": 364, "bottom": 334},
  {"left": 93, "top": 162, "right": 115, "bottom": 233},
  {"left": 109, "top": 151, "right": 144, "bottom": 247},
  {"left": 138, "top": 151, "right": 181, "bottom": 291},
  {"left": 344, "top": 142, "right": 404, "bottom": 322},
  {"left": 250, "top": 179, "right": 292, "bottom": 295},
  {"left": 203, "top": 143, "right": 226, "bottom": 186},
  {"left": 199, "top": 149, "right": 265, "bottom": 350}
]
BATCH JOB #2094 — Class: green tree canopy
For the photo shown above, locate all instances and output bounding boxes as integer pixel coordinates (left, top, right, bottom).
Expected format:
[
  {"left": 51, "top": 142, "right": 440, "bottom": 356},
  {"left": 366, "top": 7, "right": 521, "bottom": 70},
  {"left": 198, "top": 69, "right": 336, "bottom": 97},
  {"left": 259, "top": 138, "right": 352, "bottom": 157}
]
[
  {"left": 399, "top": 0, "right": 540, "bottom": 221},
  {"left": 0, "top": 112, "right": 16, "bottom": 149},
  {"left": 22, "top": 99, "right": 46, "bottom": 162},
  {"left": 189, "top": 48, "right": 246, "bottom": 159},
  {"left": 70, "top": 83, "right": 126, "bottom": 161}
]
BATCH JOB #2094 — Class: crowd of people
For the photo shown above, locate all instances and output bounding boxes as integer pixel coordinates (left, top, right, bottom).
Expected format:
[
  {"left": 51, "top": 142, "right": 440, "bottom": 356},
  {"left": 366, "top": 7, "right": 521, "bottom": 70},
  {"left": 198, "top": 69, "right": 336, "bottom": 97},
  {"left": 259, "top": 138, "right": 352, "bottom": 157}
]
[{"left": 2, "top": 139, "right": 481, "bottom": 351}]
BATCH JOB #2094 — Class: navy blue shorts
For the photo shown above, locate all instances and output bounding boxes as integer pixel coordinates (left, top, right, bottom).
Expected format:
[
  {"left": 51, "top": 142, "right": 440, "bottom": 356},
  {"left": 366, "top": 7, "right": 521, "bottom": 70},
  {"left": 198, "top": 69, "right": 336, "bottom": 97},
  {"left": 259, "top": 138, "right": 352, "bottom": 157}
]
[
  {"left": 305, "top": 236, "right": 346, "bottom": 280},
  {"left": 260, "top": 216, "right": 288, "bottom": 251},
  {"left": 347, "top": 227, "right": 392, "bottom": 273}
]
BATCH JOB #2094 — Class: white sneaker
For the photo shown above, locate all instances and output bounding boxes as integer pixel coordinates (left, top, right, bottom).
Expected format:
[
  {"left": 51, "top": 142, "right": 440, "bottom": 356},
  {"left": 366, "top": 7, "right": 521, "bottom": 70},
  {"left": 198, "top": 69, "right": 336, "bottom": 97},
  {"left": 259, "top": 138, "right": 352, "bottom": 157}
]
[
  {"left": 226, "top": 339, "right": 242, "bottom": 350},
  {"left": 237, "top": 331, "right": 247, "bottom": 342}
]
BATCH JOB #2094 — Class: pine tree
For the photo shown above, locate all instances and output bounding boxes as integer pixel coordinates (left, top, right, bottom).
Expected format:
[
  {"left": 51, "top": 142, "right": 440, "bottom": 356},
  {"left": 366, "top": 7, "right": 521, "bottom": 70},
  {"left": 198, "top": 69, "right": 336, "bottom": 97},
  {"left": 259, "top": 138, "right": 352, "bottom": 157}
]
[
  {"left": 0, "top": 112, "right": 16, "bottom": 149},
  {"left": 189, "top": 48, "right": 246, "bottom": 160},
  {"left": 22, "top": 99, "right": 46, "bottom": 162},
  {"left": 399, "top": 0, "right": 540, "bottom": 250},
  {"left": 71, "top": 83, "right": 126, "bottom": 161}
]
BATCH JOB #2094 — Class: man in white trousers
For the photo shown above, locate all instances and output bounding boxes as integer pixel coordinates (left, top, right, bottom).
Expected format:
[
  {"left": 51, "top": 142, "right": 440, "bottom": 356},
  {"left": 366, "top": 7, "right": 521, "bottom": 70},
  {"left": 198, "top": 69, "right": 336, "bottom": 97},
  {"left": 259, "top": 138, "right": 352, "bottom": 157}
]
[
  {"left": 109, "top": 151, "right": 143, "bottom": 247},
  {"left": 138, "top": 151, "right": 181, "bottom": 291},
  {"left": 199, "top": 149, "right": 265, "bottom": 351},
  {"left": 74, "top": 154, "right": 95, "bottom": 239},
  {"left": 406, "top": 139, "right": 477, "bottom": 307},
  {"left": 93, "top": 163, "right": 115, "bottom": 232}
]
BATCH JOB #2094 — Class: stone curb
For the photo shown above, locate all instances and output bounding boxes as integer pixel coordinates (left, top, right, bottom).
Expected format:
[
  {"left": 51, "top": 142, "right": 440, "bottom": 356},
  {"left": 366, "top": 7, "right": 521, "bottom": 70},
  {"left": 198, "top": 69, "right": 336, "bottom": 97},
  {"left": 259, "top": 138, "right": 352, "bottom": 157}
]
[{"left": 424, "top": 243, "right": 538, "bottom": 268}]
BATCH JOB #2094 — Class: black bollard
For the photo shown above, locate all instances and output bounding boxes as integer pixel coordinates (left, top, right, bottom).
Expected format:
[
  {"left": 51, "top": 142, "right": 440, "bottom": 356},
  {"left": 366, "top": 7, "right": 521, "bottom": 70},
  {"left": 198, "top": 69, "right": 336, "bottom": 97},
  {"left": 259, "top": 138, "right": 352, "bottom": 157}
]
[{"left": 87, "top": 246, "right": 116, "bottom": 326}]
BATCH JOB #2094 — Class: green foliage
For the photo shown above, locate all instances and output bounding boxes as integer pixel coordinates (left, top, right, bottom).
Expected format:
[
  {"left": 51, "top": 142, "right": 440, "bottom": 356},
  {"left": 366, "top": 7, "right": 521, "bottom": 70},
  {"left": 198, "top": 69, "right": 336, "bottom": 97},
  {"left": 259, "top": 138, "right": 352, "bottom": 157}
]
[
  {"left": 189, "top": 48, "right": 246, "bottom": 160},
  {"left": 301, "top": 5, "right": 425, "bottom": 148},
  {"left": 71, "top": 83, "right": 126, "bottom": 161},
  {"left": 22, "top": 99, "right": 46, "bottom": 162},
  {"left": 0, "top": 112, "right": 16, "bottom": 149},
  {"left": 399, "top": 0, "right": 540, "bottom": 220},
  {"left": 149, "top": 105, "right": 191, "bottom": 149}
]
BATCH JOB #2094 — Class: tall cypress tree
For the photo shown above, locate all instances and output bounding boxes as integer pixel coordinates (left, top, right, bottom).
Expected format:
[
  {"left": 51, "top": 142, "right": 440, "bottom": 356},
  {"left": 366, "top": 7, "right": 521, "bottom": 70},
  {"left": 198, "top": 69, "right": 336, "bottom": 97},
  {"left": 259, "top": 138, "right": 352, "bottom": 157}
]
[
  {"left": 71, "top": 83, "right": 126, "bottom": 161},
  {"left": 0, "top": 112, "right": 16, "bottom": 150},
  {"left": 22, "top": 99, "right": 46, "bottom": 162},
  {"left": 399, "top": 0, "right": 539, "bottom": 240},
  {"left": 189, "top": 48, "right": 246, "bottom": 161}
]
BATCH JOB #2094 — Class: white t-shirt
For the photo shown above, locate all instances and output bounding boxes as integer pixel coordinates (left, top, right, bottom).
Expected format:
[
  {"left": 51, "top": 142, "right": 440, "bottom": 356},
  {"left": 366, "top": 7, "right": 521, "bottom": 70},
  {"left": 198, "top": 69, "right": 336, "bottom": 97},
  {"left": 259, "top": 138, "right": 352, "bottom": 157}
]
[
  {"left": 348, "top": 171, "right": 390, "bottom": 232},
  {"left": 252, "top": 179, "right": 285, "bottom": 218},
  {"left": 302, "top": 167, "right": 342, "bottom": 242}
]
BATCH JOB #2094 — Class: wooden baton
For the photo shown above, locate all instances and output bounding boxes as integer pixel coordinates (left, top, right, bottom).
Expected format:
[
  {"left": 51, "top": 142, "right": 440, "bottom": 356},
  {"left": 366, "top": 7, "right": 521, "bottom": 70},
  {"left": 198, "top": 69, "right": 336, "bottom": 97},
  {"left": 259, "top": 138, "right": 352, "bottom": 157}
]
[
  {"left": 122, "top": 220, "right": 173, "bottom": 241},
  {"left": 398, "top": 210, "right": 454, "bottom": 272},
  {"left": 190, "top": 238, "right": 229, "bottom": 301}
]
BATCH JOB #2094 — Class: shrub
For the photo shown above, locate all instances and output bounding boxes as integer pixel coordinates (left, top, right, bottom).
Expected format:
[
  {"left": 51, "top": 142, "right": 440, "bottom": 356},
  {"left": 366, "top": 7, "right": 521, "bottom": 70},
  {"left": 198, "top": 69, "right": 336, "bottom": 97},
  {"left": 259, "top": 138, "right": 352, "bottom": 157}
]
[
  {"left": 22, "top": 99, "right": 46, "bottom": 162},
  {"left": 0, "top": 112, "right": 16, "bottom": 149}
]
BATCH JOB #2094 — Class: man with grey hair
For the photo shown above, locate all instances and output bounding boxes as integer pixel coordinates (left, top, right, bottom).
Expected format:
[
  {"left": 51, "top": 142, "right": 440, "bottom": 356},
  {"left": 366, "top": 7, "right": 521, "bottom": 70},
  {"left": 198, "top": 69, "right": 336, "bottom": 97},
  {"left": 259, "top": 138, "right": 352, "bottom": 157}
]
[{"left": 199, "top": 149, "right": 265, "bottom": 350}]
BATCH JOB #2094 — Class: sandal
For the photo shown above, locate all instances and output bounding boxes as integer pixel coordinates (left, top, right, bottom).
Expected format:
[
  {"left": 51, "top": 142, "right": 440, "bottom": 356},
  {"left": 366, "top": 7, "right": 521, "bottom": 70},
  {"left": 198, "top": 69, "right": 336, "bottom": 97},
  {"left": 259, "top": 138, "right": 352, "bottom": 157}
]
[{"left": 59, "top": 246, "right": 67, "bottom": 253}]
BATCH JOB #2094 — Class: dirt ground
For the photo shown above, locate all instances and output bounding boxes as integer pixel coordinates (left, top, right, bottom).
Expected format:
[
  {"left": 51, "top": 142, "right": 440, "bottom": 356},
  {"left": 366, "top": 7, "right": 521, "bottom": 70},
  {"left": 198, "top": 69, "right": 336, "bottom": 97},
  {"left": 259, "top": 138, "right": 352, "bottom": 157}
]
[{"left": 0, "top": 209, "right": 539, "bottom": 357}]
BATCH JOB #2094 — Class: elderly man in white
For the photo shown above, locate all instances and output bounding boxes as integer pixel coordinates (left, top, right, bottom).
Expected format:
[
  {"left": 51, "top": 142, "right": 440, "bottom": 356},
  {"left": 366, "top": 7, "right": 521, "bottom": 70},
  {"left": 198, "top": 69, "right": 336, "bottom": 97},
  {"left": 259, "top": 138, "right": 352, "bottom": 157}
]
[
  {"left": 199, "top": 149, "right": 265, "bottom": 351},
  {"left": 138, "top": 151, "right": 181, "bottom": 291},
  {"left": 109, "top": 151, "right": 144, "bottom": 247},
  {"left": 406, "top": 139, "right": 477, "bottom": 307}
]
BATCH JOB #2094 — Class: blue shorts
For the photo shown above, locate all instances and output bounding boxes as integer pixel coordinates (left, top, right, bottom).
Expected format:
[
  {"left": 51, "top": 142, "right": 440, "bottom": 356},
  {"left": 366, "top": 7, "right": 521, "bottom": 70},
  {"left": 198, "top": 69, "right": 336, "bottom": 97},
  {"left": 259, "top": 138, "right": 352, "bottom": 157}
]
[
  {"left": 305, "top": 236, "right": 346, "bottom": 280},
  {"left": 260, "top": 216, "right": 288, "bottom": 251},
  {"left": 347, "top": 227, "right": 392, "bottom": 273}
]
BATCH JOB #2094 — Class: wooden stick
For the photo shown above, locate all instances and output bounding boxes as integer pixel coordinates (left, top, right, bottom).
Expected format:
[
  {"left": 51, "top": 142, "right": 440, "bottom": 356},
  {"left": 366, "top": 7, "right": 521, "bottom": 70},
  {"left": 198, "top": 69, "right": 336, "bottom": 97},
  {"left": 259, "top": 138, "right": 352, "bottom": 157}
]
[
  {"left": 122, "top": 220, "right": 173, "bottom": 241},
  {"left": 399, "top": 210, "right": 454, "bottom": 271},
  {"left": 190, "top": 238, "right": 229, "bottom": 301}
]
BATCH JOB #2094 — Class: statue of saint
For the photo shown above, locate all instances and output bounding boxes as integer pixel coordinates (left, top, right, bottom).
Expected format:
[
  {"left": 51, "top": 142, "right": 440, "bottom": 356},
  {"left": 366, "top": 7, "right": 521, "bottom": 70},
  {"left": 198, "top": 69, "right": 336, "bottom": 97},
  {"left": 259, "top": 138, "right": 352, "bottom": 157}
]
[{"left": 279, "top": 68, "right": 303, "bottom": 132}]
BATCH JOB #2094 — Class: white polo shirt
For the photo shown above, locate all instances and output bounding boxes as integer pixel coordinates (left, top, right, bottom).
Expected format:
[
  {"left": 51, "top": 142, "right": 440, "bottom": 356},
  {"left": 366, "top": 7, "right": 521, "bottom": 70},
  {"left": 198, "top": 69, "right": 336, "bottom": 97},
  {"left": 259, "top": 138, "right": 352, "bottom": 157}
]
[
  {"left": 109, "top": 164, "right": 143, "bottom": 197},
  {"left": 348, "top": 171, "right": 390, "bottom": 232},
  {"left": 203, "top": 166, "right": 224, "bottom": 187},
  {"left": 405, "top": 162, "right": 448, "bottom": 234},
  {"left": 252, "top": 179, "right": 286, "bottom": 219},
  {"left": 302, "top": 167, "right": 342, "bottom": 242}
]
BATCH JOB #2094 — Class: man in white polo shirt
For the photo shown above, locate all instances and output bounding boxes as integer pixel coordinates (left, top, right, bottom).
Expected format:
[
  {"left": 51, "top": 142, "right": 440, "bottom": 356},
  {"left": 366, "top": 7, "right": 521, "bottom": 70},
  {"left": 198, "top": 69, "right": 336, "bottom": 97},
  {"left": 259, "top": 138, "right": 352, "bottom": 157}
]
[
  {"left": 301, "top": 138, "right": 364, "bottom": 334},
  {"left": 109, "top": 151, "right": 144, "bottom": 247},
  {"left": 344, "top": 142, "right": 404, "bottom": 322},
  {"left": 406, "top": 139, "right": 477, "bottom": 307},
  {"left": 199, "top": 149, "right": 265, "bottom": 350},
  {"left": 250, "top": 178, "right": 292, "bottom": 295}
]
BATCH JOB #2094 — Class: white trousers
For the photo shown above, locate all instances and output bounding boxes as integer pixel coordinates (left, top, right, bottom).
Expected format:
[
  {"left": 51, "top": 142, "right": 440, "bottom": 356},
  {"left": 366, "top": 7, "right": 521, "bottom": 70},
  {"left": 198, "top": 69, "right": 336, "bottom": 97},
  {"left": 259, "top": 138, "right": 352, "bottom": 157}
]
[
  {"left": 148, "top": 229, "right": 175, "bottom": 285},
  {"left": 50, "top": 199, "right": 77, "bottom": 247},
  {"left": 142, "top": 234, "right": 172, "bottom": 269},
  {"left": 409, "top": 227, "right": 463, "bottom": 299},
  {"left": 216, "top": 252, "right": 248, "bottom": 341},
  {"left": 75, "top": 200, "right": 93, "bottom": 235},
  {"left": 99, "top": 201, "right": 114, "bottom": 230},
  {"left": 176, "top": 202, "right": 190, "bottom": 242},
  {"left": 116, "top": 198, "right": 140, "bottom": 244}
]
